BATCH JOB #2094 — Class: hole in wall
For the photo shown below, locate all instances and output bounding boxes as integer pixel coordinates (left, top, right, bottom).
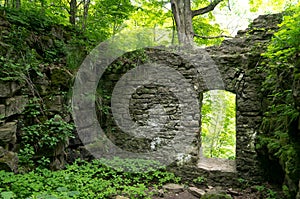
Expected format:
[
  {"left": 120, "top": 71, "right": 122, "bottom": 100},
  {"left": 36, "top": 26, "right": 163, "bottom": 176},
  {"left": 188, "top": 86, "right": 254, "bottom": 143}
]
[
  {"left": 201, "top": 90, "right": 236, "bottom": 159},
  {"left": 198, "top": 90, "right": 236, "bottom": 172}
]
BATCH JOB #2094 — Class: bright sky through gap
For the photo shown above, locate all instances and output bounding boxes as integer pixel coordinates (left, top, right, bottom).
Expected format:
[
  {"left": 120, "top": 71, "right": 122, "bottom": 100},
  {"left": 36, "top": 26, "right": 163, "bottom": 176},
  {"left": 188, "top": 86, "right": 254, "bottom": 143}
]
[
  {"left": 214, "top": 0, "right": 255, "bottom": 36},
  {"left": 214, "top": 0, "right": 298, "bottom": 36}
]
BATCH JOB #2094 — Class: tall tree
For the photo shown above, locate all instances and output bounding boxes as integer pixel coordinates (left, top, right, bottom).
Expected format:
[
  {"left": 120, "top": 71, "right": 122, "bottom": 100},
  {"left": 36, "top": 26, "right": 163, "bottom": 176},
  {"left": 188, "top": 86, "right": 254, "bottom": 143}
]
[
  {"left": 15, "top": 0, "right": 21, "bottom": 8},
  {"left": 82, "top": 0, "right": 90, "bottom": 30},
  {"left": 170, "top": 0, "right": 224, "bottom": 45},
  {"left": 2, "top": 0, "right": 21, "bottom": 8},
  {"left": 69, "top": 0, "right": 78, "bottom": 25}
]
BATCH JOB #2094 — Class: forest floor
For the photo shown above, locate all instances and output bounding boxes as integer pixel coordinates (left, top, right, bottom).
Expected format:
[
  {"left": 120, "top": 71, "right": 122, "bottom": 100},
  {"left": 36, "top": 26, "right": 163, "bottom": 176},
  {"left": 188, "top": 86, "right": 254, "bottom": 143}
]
[
  {"left": 151, "top": 189, "right": 267, "bottom": 199},
  {"left": 148, "top": 183, "right": 284, "bottom": 199}
]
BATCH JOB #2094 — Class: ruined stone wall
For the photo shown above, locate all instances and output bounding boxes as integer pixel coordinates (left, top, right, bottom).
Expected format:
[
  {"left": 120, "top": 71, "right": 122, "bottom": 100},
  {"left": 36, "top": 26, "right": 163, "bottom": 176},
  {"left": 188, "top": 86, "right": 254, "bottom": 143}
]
[
  {"left": 202, "top": 13, "right": 283, "bottom": 183},
  {"left": 95, "top": 13, "right": 283, "bottom": 185},
  {"left": 0, "top": 81, "right": 24, "bottom": 172},
  {"left": 0, "top": 66, "right": 72, "bottom": 171},
  {"left": 0, "top": 13, "right": 283, "bottom": 186}
]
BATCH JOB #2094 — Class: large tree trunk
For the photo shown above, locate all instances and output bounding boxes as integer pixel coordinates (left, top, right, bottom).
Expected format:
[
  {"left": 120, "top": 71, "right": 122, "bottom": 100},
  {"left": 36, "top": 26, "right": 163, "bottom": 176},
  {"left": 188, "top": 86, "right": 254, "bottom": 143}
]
[
  {"left": 170, "top": 0, "right": 224, "bottom": 46},
  {"left": 170, "top": 0, "right": 194, "bottom": 45}
]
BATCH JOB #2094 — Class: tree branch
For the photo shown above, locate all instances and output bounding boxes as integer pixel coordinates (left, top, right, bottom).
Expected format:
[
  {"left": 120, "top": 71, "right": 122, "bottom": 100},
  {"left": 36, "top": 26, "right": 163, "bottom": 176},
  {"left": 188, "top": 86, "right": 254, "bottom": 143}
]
[
  {"left": 77, "top": 0, "right": 84, "bottom": 8},
  {"left": 192, "top": 0, "right": 224, "bottom": 18},
  {"left": 194, "top": 33, "right": 233, "bottom": 39}
]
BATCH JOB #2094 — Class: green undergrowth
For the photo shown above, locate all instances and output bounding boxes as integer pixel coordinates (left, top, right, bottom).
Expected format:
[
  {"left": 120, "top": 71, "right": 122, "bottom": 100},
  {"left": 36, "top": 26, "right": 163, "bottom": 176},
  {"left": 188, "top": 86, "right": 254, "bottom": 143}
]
[
  {"left": 0, "top": 7, "right": 89, "bottom": 83},
  {"left": 256, "top": 3, "right": 300, "bottom": 198},
  {"left": 0, "top": 158, "right": 180, "bottom": 199}
]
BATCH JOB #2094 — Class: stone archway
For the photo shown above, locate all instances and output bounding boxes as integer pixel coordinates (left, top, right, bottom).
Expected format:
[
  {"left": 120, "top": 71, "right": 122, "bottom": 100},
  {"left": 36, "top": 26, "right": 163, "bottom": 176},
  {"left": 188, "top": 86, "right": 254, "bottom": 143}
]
[{"left": 74, "top": 13, "right": 282, "bottom": 185}]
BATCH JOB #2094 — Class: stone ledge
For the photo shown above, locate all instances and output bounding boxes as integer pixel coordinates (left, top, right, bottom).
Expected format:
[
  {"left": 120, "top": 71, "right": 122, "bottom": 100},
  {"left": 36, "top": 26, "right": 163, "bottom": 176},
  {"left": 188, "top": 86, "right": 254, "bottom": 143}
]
[{"left": 197, "top": 157, "right": 236, "bottom": 173}]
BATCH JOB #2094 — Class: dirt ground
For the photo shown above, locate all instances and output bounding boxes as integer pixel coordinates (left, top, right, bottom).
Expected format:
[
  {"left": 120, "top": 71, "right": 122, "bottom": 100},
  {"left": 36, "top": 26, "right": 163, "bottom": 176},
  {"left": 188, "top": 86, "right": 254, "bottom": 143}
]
[{"left": 150, "top": 186, "right": 284, "bottom": 199}]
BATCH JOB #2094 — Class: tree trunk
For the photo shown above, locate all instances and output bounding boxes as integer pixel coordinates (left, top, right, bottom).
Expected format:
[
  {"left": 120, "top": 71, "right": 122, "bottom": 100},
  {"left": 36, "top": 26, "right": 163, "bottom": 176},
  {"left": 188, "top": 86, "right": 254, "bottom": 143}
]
[
  {"left": 15, "top": 0, "right": 20, "bottom": 9},
  {"left": 82, "top": 0, "right": 90, "bottom": 30},
  {"left": 170, "top": 0, "right": 194, "bottom": 45},
  {"left": 4, "top": 0, "right": 9, "bottom": 7},
  {"left": 69, "top": 0, "right": 77, "bottom": 25},
  {"left": 170, "top": 0, "right": 224, "bottom": 46},
  {"left": 293, "top": 53, "right": 300, "bottom": 111}
]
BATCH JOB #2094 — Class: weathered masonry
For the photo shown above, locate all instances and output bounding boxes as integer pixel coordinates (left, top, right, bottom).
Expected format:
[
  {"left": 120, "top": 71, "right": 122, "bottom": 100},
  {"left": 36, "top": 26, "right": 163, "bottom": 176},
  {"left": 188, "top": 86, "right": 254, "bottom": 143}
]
[
  {"left": 94, "top": 13, "right": 283, "bottom": 185},
  {"left": 0, "top": 13, "right": 282, "bottom": 186}
]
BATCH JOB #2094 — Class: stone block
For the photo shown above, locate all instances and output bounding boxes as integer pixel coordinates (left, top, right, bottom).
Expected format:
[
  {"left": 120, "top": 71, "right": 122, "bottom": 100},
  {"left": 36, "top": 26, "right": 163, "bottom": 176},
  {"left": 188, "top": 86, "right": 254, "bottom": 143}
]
[
  {"left": 5, "top": 96, "right": 28, "bottom": 117},
  {"left": 0, "top": 121, "right": 17, "bottom": 147},
  {"left": 46, "top": 95, "right": 63, "bottom": 112},
  {"left": 0, "top": 81, "right": 20, "bottom": 98},
  {"left": 0, "top": 104, "right": 5, "bottom": 118},
  {"left": 188, "top": 187, "right": 205, "bottom": 197},
  {"left": 0, "top": 81, "right": 12, "bottom": 98},
  {"left": 163, "top": 183, "right": 184, "bottom": 193}
]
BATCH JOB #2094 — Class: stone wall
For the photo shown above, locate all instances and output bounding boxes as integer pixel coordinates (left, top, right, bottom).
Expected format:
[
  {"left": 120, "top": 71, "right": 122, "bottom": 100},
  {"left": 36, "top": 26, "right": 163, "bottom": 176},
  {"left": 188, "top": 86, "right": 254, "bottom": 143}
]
[
  {"left": 0, "top": 12, "right": 284, "bottom": 186},
  {"left": 202, "top": 14, "right": 283, "bottom": 182},
  {"left": 0, "top": 81, "right": 26, "bottom": 172},
  {"left": 92, "top": 13, "right": 283, "bottom": 185},
  {"left": 0, "top": 65, "right": 72, "bottom": 171}
]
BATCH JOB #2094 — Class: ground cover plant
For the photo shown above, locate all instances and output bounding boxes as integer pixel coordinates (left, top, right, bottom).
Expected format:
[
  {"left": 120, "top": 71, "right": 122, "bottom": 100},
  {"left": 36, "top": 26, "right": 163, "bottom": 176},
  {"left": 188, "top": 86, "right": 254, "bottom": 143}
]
[{"left": 0, "top": 158, "right": 180, "bottom": 199}]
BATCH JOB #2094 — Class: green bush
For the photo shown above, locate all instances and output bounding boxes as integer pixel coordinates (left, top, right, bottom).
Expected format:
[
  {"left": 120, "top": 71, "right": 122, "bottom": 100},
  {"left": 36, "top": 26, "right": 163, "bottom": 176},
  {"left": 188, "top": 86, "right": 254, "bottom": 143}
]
[{"left": 19, "top": 114, "right": 74, "bottom": 169}]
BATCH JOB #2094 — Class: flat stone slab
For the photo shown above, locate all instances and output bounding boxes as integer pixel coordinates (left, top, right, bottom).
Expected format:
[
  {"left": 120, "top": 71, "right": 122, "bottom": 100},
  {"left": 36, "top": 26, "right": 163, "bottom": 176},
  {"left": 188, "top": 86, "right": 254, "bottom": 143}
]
[
  {"left": 188, "top": 186, "right": 205, "bottom": 197},
  {"left": 197, "top": 157, "right": 236, "bottom": 172},
  {"left": 163, "top": 183, "right": 185, "bottom": 193}
]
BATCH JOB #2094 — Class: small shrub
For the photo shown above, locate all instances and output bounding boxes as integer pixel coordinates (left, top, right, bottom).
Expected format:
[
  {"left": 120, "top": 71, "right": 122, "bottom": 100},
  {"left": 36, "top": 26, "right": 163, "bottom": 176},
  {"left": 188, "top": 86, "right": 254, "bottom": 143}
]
[{"left": 19, "top": 114, "right": 74, "bottom": 169}]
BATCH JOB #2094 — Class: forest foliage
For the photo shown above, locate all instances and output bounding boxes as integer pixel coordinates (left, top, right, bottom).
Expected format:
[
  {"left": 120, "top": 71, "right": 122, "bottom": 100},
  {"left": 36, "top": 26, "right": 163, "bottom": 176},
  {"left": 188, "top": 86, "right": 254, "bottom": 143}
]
[
  {"left": 201, "top": 90, "right": 236, "bottom": 160},
  {"left": 0, "top": 0, "right": 300, "bottom": 198},
  {"left": 257, "top": 2, "right": 300, "bottom": 198}
]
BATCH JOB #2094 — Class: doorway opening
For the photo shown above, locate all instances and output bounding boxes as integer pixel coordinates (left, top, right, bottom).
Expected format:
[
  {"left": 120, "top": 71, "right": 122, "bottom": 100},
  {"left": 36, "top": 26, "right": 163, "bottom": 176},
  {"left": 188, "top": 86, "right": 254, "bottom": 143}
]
[{"left": 200, "top": 90, "right": 236, "bottom": 160}]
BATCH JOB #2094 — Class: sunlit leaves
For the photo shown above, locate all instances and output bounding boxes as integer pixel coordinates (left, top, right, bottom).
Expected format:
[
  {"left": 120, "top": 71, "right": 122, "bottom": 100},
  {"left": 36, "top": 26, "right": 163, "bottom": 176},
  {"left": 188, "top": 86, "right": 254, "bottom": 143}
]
[
  {"left": 262, "top": 2, "right": 300, "bottom": 93},
  {"left": 249, "top": 0, "right": 295, "bottom": 13},
  {"left": 258, "top": 3, "right": 300, "bottom": 195},
  {"left": 81, "top": 0, "right": 134, "bottom": 42},
  {"left": 126, "top": 0, "right": 172, "bottom": 29},
  {"left": 193, "top": 15, "right": 224, "bottom": 45}
]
